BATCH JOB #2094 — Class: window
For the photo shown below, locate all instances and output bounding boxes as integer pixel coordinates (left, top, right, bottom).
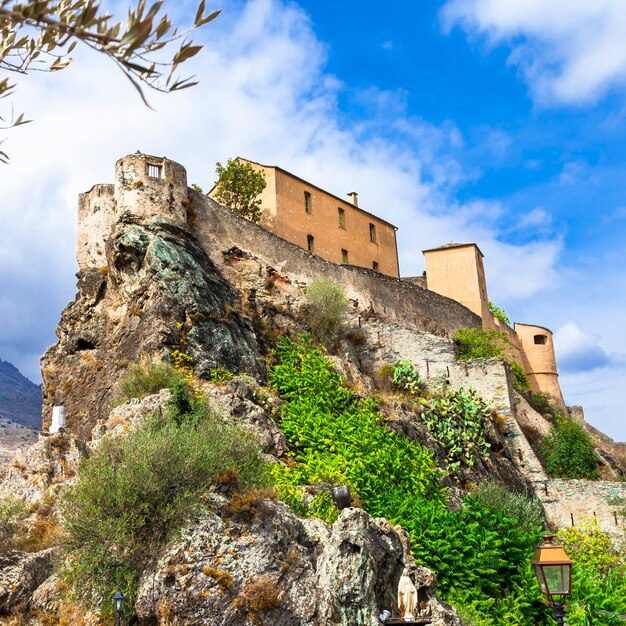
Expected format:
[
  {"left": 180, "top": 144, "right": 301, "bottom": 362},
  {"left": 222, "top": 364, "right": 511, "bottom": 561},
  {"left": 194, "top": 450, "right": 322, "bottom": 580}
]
[
  {"left": 341, "top": 249, "right": 348, "bottom": 264},
  {"left": 534, "top": 334, "right": 547, "bottom": 345},
  {"left": 307, "top": 234, "right": 314, "bottom": 253},
  {"left": 147, "top": 163, "right": 162, "bottom": 178},
  {"left": 372, "top": 261, "right": 379, "bottom": 271},
  {"left": 369, "top": 223, "right": 377, "bottom": 243},
  {"left": 304, "top": 191, "right": 312, "bottom": 214},
  {"left": 338, "top": 207, "right": 345, "bottom": 229}
]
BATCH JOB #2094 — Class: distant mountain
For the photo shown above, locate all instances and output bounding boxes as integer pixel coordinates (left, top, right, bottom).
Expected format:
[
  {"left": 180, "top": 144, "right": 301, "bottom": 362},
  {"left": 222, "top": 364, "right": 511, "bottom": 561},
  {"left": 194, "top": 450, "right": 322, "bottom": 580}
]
[{"left": 0, "top": 359, "right": 41, "bottom": 429}]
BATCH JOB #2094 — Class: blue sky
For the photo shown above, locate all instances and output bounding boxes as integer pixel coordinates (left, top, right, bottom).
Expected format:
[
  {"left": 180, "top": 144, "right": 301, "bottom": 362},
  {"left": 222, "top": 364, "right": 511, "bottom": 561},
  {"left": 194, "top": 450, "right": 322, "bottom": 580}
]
[{"left": 1, "top": 0, "right": 625, "bottom": 438}]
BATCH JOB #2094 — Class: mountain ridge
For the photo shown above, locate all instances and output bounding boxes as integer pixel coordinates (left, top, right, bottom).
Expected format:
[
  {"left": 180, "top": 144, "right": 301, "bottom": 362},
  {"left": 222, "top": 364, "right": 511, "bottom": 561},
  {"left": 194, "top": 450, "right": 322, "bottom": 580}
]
[{"left": 0, "top": 358, "right": 42, "bottom": 429}]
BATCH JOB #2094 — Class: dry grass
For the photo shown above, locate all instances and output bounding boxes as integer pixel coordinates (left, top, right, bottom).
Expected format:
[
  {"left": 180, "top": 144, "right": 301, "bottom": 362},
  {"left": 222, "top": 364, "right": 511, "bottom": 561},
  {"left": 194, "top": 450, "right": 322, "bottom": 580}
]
[
  {"left": 233, "top": 575, "right": 282, "bottom": 614},
  {"left": 222, "top": 488, "right": 277, "bottom": 523}
]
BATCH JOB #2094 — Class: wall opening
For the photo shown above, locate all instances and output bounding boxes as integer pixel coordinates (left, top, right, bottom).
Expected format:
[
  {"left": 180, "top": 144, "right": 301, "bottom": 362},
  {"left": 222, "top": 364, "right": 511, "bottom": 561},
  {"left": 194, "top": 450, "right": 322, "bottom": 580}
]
[
  {"left": 338, "top": 207, "right": 345, "bottom": 229},
  {"left": 307, "top": 234, "right": 314, "bottom": 253},
  {"left": 372, "top": 261, "right": 379, "bottom": 271},
  {"left": 304, "top": 191, "right": 312, "bottom": 214},
  {"left": 341, "top": 249, "right": 348, "bottom": 264},
  {"left": 147, "top": 163, "right": 162, "bottom": 178},
  {"left": 534, "top": 334, "right": 547, "bottom": 345},
  {"left": 369, "top": 223, "right": 377, "bottom": 243}
]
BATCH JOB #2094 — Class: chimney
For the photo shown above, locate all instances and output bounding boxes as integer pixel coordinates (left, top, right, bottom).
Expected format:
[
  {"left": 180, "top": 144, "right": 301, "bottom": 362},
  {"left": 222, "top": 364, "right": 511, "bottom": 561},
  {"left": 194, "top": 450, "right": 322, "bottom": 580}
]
[{"left": 347, "top": 191, "right": 358, "bottom": 207}]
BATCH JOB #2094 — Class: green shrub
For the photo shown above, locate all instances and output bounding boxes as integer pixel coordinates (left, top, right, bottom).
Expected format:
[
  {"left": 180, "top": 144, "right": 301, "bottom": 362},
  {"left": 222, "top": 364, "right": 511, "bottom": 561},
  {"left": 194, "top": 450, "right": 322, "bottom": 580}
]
[
  {"left": 166, "top": 378, "right": 209, "bottom": 427},
  {"left": 270, "top": 335, "right": 444, "bottom": 520},
  {"left": 471, "top": 480, "right": 544, "bottom": 530},
  {"left": 453, "top": 327, "right": 507, "bottom": 360},
  {"left": 488, "top": 300, "right": 511, "bottom": 326},
  {"left": 0, "top": 496, "right": 28, "bottom": 553},
  {"left": 209, "top": 366, "right": 234, "bottom": 384},
  {"left": 509, "top": 362, "right": 530, "bottom": 394},
  {"left": 556, "top": 518, "right": 626, "bottom": 624},
  {"left": 527, "top": 391, "right": 561, "bottom": 421},
  {"left": 541, "top": 421, "right": 599, "bottom": 479},
  {"left": 114, "top": 359, "right": 180, "bottom": 404},
  {"left": 304, "top": 280, "right": 348, "bottom": 348},
  {"left": 60, "top": 413, "right": 267, "bottom": 620},
  {"left": 270, "top": 335, "right": 545, "bottom": 624}
]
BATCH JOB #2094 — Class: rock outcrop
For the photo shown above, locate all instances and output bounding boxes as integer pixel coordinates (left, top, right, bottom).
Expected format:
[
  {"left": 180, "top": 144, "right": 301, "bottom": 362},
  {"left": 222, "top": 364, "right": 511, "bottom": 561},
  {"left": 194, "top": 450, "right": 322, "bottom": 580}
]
[
  {"left": 135, "top": 500, "right": 459, "bottom": 626},
  {"left": 41, "top": 218, "right": 263, "bottom": 440},
  {"left": 0, "top": 549, "right": 56, "bottom": 615}
]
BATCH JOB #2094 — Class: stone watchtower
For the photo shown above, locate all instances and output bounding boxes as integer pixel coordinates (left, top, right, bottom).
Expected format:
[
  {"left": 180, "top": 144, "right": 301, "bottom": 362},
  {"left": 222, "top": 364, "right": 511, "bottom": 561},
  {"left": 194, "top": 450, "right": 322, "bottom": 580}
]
[
  {"left": 514, "top": 323, "right": 565, "bottom": 406},
  {"left": 422, "top": 242, "right": 491, "bottom": 321},
  {"left": 77, "top": 152, "right": 188, "bottom": 269}
]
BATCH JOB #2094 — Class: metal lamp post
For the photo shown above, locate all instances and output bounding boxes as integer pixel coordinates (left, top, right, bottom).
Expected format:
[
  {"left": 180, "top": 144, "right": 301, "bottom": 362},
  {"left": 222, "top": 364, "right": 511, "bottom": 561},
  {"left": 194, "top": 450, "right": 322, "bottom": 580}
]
[
  {"left": 113, "top": 590, "right": 125, "bottom": 626},
  {"left": 531, "top": 534, "right": 573, "bottom": 626}
]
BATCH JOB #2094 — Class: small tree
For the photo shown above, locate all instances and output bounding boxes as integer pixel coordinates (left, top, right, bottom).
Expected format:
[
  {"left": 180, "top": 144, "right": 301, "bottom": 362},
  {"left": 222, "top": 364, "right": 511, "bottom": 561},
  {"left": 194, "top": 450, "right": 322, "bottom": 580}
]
[
  {"left": 304, "top": 280, "right": 348, "bottom": 348},
  {"left": 213, "top": 159, "right": 266, "bottom": 222}
]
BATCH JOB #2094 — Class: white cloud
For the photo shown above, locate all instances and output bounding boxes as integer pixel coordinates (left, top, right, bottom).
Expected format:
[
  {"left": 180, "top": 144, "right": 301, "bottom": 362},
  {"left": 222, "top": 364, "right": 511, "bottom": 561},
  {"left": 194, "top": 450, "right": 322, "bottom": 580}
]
[
  {"left": 0, "top": 0, "right": 562, "bottom": 383},
  {"left": 442, "top": 0, "right": 626, "bottom": 105},
  {"left": 514, "top": 207, "right": 552, "bottom": 230},
  {"left": 554, "top": 321, "right": 611, "bottom": 372}
]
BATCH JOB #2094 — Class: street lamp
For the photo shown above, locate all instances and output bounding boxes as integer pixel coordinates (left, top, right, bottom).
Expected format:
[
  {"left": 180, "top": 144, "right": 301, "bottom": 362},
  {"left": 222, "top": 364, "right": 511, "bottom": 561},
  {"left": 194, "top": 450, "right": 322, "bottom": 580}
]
[
  {"left": 531, "top": 534, "right": 573, "bottom": 626},
  {"left": 113, "top": 590, "right": 125, "bottom": 626}
]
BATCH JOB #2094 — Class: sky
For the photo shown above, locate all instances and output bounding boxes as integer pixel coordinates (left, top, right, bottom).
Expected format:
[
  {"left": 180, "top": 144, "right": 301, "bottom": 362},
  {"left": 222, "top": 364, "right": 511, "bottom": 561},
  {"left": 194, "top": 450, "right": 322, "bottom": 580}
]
[{"left": 1, "top": 0, "right": 625, "bottom": 439}]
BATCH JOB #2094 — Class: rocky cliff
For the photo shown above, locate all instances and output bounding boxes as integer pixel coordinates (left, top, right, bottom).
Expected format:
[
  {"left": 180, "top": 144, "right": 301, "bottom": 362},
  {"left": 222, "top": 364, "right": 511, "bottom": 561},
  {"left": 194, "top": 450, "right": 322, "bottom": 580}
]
[{"left": 4, "top": 153, "right": 623, "bottom": 624}]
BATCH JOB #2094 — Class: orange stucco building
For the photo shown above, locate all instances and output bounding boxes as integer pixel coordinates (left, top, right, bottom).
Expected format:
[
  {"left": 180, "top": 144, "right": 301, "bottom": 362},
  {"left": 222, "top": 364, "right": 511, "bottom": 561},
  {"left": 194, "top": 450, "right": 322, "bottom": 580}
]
[{"left": 213, "top": 159, "right": 400, "bottom": 278}]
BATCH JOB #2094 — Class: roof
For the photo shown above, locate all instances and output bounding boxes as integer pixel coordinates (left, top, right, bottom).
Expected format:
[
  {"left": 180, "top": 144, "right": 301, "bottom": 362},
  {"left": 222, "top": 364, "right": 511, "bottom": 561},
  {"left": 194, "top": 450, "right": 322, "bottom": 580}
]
[
  {"left": 238, "top": 157, "right": 398, "bottom": 230},
  {"left": 422, "top": 241, "right": 484, "bottom": 257}
]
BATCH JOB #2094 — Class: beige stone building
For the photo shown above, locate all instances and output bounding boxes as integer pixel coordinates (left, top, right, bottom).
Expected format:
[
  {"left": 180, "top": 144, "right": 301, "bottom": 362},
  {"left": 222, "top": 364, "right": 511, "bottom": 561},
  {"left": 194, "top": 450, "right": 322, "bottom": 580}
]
[
  {"left": 423, "top": 241, "right": 566, "bottom": 406},
  {"left": 210, "top": 158, "right": 400, "bottom": 278}
]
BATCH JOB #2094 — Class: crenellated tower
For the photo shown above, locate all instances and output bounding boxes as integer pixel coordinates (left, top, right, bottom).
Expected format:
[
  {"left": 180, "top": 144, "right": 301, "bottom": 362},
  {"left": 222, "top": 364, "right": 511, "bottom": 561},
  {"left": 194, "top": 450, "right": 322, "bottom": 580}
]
[{"left": 77, "top": 152, "right": 188, "bottom": 269}]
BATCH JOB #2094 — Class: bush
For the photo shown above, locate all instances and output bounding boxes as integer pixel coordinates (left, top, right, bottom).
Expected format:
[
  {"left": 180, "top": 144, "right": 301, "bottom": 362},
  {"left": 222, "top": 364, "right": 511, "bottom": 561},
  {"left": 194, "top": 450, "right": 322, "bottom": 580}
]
[
  {"left": 166, "top": 377, "right": 208, "bottom": 427},
  {"left": 509, "top": 362, "right": 530, "bottom": 394},
  {"left": 419, "top": 388, "right": 493, "bottom": 475},
  {"left": 114, "top": 359, "right": 180, "bottom": 404},
  {"left": 527, "top": 392, "right": 561, "bottom": 421},
  {"left": 60, "top": 413, "right": 267, "bottom": 620},
  {"left": 270, "top": 335, "right": 444, "bottom": 520},
  {"left": 471, "top": 480, "right": 544, "bottom": 530},
  {"left": 488, "top": 300, "right": 511, "bottom": 326},
  {"left": 270, "top": 335, "right": 545, "bottom": 624},
  {"left": 556, "top": 518, "right": 626, "bottom": 624},
  {"left": 0, "top": 496, "right": 28, "bottom": 553},
  {"left": 304, "top": 280, "right": 348, "bottom": 348},
  {"left": 453, "top": 327, "right": 507, "bottom": 360},
  {"left": 541, "top": 421, "right": 599, "bottom": 479}
]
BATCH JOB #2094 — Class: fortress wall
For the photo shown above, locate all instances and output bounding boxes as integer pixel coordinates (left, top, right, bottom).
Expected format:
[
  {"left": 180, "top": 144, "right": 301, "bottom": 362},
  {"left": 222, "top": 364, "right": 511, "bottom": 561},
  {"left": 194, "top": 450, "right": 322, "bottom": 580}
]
[
  {"left": 191, "top": 193, "right": 482, "bottom": 337},
  {"left": 540, "top": 480, "right": 626, "bottom": 539},
  {"left": 77, "top": 184, "right": 115, "bottom": 269},
  {"left": 447, "top": 358, "right": 514, "bottom": 416}
]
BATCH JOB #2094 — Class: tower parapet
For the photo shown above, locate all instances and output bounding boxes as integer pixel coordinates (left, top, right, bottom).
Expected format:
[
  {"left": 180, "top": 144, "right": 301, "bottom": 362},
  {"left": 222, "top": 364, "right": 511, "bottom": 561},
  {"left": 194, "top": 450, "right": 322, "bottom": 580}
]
[{"left": 77, "top": 152, "right": 189, "bottom": 269}]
